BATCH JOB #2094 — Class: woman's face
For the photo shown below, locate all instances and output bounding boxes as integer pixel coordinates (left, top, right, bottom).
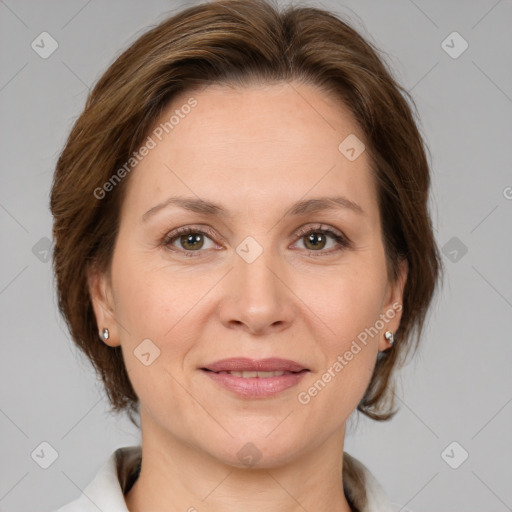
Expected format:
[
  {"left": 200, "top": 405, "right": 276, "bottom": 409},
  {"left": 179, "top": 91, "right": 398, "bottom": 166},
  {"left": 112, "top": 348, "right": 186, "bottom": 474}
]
[{"left": 90, "top": 82, "right": 406, "bottom": 466}]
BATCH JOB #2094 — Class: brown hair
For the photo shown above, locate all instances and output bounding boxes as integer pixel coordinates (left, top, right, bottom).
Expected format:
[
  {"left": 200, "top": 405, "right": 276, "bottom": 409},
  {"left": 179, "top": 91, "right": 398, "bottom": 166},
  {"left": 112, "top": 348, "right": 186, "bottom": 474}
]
[{"left": 51, "top": 0, "right": 442, "bottom": 431}]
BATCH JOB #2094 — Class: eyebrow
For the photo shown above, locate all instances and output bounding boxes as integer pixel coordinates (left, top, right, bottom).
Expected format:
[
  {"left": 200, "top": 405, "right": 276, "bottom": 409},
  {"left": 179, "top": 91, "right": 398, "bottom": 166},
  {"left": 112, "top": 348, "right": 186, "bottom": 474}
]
[{"left": 141, "top": 195, "right": 364, "bottom": 222}]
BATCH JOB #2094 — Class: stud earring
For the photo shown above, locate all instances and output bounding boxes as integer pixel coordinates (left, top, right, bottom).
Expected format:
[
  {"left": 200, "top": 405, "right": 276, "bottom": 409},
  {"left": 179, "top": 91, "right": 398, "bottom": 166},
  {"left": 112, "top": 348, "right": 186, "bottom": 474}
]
[
  {"left": 384, "top": 330, "right": 394, "bottom": 346},
  {"left": 101, "top": 328, "right": 110, "bottom": 341}
]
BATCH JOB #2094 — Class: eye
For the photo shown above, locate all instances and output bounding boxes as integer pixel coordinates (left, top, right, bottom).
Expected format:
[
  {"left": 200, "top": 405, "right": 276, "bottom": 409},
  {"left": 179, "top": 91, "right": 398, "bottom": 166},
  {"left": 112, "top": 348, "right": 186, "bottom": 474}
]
[
  {"left": 292, "top": 224, "right": 350, "bottom": 256},
  {"left": 162, "top": 226, "right": 218, "bottom": 257},
  {"left": 162, "top": 223, "right": 350, "bottom": 258}
]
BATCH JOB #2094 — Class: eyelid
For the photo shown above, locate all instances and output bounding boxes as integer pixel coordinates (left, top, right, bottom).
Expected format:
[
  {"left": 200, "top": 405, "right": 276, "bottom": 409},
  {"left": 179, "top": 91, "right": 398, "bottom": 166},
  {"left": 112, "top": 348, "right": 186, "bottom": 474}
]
[
  {"left": 162, "top": 223, "right": 350, "bottom": 256},
  {"left": 293, "top": 223, "right": 344, "bottom": 240},
  {"left": 162, "top": 224, "right": 223, "bottom": 245},
  {"left": 291, "top": 223, "right": 351, "bottom": 254}
]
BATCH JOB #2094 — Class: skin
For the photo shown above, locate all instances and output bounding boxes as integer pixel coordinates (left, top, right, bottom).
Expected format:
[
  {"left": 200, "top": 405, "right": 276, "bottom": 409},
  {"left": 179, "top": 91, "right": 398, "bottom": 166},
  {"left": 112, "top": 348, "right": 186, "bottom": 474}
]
[{"left": 89, "top": 81, "right": 407, "bottom": 512}]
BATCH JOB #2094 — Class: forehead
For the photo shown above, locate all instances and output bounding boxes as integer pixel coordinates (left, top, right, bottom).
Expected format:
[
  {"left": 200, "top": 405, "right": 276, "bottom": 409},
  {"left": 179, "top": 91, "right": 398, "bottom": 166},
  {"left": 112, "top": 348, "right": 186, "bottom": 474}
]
[{"left": 121, "top": 82, "right": 378, "bottom": 224}]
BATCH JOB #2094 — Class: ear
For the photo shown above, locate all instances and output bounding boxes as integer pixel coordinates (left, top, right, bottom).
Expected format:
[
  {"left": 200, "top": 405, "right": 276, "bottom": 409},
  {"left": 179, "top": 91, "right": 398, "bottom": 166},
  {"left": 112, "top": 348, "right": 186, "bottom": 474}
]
[
  {"left": 378, "top": 258, "right": 408, "bottom": 352},
  {"left": 87, "top": 263, "right": 120, "bottom": 347}
]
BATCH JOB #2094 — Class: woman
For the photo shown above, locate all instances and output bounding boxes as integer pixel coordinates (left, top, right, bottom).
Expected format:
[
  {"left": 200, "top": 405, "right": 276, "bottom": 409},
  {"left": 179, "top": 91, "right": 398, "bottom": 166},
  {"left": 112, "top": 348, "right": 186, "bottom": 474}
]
[{"left": 51, "top": 0, "right": 442, "bottom": 510}]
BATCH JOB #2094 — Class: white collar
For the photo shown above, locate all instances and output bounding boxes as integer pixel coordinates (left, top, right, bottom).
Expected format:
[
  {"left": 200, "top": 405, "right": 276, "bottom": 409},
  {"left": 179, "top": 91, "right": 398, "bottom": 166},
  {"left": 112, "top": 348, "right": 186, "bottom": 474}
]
[{"left": 56, "top": 445, "right": 400, "bottom": 512}]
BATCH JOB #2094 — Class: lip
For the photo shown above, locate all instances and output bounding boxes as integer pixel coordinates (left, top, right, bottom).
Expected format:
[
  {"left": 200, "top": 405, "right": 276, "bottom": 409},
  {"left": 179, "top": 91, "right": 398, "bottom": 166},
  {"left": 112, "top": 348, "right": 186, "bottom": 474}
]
[
  {"left": 200, "top": 358, "right": 309, "bottom": 398},
  {"left": 202, "top": 357, "right": 308, "bottom": 373}
]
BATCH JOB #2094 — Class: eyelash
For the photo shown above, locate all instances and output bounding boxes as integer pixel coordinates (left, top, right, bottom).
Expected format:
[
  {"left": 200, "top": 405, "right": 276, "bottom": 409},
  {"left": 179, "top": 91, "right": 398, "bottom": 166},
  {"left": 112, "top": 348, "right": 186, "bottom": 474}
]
[{"left": 161, "top": 224, "right": 351, "bottom": 258}]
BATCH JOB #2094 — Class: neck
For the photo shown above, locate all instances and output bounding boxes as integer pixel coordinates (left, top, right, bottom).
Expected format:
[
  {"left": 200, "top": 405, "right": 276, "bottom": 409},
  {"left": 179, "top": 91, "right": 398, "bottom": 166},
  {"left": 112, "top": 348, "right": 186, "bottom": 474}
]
[{"left": 125, "top": 413, "right": 354, "bottom": 512}]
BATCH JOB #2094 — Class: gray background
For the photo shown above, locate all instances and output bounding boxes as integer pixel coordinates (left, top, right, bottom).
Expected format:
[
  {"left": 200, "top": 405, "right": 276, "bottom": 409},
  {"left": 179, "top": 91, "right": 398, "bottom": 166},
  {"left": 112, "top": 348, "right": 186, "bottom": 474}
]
[{"left": 1, "top": 0, "right": 511, "bottom": 511}]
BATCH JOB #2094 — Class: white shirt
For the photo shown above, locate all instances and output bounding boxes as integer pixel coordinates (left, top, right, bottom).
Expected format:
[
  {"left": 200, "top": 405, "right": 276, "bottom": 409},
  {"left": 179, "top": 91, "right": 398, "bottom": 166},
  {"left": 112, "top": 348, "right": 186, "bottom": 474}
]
[{"left": 55, "top": 446, "right": 402, "bottom": 512}]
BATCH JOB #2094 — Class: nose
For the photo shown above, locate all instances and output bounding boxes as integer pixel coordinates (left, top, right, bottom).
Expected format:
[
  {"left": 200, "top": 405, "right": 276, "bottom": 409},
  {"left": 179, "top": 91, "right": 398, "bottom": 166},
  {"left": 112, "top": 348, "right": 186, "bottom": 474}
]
[{"left": 217, "top": 246, "right": 295, "bottom": 336}]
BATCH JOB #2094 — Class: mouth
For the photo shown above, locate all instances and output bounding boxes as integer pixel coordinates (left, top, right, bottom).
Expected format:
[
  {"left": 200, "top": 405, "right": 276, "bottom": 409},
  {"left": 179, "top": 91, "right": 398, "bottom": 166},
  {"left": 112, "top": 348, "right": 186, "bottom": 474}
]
[
  {"left": 202, "top": 369, "right": 305, "bottom": 378},
  {"left": 201, "top": 357, "right": 309, "bottom": 373},
  {"left": 200, "top": 358, "right": 310, "bottom": 397}
]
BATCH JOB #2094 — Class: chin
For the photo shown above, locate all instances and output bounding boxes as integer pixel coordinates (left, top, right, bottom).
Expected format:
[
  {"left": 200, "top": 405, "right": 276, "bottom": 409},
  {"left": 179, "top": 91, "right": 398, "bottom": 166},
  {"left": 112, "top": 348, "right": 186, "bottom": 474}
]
[{"left": 201, "top": 429, "right": 307, "bottom": 469}]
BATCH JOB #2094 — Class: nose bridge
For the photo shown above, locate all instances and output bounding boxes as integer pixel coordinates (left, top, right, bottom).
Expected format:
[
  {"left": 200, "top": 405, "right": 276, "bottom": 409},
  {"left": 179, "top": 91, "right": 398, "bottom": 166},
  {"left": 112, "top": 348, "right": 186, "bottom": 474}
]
[
  {"left": 219, "top": 237, "right": 293, "bottom": 334},
  {"left": 236, "top": 236, "right": 283, "bottom": 306}
]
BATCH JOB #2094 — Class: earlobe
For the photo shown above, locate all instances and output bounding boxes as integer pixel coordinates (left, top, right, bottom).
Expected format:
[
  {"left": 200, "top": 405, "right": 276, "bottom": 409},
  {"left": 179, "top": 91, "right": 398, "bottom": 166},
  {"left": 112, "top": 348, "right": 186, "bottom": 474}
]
[
  {"left": 378, "top": 258, "right": 408, "bottom": 352},
  {"left": 87, "top": 265, "right": 120, "bottom": 347}
]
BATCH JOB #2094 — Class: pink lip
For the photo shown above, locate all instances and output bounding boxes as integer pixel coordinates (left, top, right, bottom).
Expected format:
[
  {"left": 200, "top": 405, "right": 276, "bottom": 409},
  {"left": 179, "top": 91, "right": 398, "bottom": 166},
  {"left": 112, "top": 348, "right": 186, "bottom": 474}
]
[
  {"left": 202, "top": 370, "right": 308, "bottom": 397},
  {"left": 202, "top": 357, "right": 307, "bottom": 373},
  {"left": 200, "top": 358, "right": 309, "bottom": 398}
]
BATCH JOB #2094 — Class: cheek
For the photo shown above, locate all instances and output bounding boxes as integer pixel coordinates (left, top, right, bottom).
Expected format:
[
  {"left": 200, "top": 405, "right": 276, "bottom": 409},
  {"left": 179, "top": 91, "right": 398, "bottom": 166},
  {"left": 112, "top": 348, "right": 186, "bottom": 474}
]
[
  {"left": 111, "top": 246, "right": 191, "bottom": 338},
  {"left": 299, "top": 280, "right": 381, "bottom": 424},
  {"left": 312, "top": 258, "right": 387, "bottom": 348},
  {"left": 303, "top": 256, "right": 386, "bottom": 401},
  {"left": 111, "top": 258, "right": 196, "bottom": 410},
  {"left": 110, "top": 249, "right": 211, "bottom": 383}
]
